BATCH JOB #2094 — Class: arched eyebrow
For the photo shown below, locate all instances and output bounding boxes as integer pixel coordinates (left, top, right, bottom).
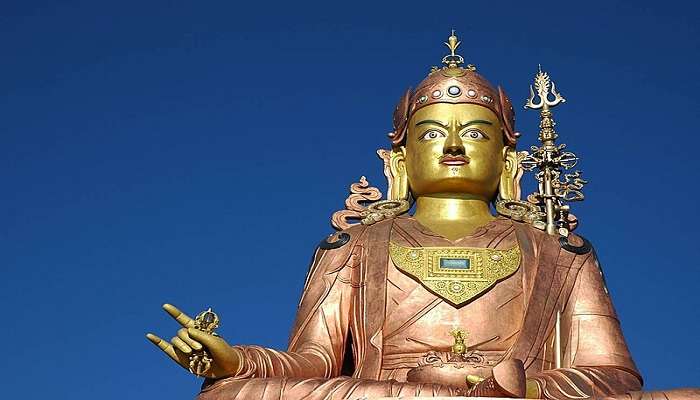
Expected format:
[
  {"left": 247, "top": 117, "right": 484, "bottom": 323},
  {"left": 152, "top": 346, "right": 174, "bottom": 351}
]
[
  {"left": 459, "top": 119, "right": 493, "bottom": 128},
  {"left": 415, "top": 119, "right": 449, "bottom": 128}
]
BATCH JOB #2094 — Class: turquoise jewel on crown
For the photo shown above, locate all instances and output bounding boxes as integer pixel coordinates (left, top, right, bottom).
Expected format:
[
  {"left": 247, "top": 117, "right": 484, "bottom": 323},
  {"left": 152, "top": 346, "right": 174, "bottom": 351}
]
[{"left": 439, "top": 258, "right": 470, "bottom": 269}]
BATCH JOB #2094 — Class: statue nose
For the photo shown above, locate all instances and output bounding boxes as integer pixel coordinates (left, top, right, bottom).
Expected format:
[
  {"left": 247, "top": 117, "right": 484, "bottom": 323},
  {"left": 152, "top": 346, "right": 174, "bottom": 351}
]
[{"left": 443, "top": 132, "right": 465, "bottom": 156}]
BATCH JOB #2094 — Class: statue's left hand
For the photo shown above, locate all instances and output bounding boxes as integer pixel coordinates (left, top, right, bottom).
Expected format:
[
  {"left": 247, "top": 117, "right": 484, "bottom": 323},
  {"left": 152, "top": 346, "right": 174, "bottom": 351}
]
[{"left": 146, "top": 304, "right": 243, "bottom": 379}]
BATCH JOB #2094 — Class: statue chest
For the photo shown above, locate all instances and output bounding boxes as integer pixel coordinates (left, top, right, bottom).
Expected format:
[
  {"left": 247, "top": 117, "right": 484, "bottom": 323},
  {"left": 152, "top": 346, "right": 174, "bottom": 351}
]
[
  {"left": 380, "top": 217, "right": 524, "bottom": 354},
  {"left": 384, "top": 261, "right": 524, "bottom": 354}
]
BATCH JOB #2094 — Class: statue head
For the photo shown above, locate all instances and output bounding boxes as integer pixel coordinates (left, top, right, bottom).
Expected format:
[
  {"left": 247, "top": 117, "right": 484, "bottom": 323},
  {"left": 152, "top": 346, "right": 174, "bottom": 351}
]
[{"left": 385, "top": 32, "right": 524, "bottom": 204}]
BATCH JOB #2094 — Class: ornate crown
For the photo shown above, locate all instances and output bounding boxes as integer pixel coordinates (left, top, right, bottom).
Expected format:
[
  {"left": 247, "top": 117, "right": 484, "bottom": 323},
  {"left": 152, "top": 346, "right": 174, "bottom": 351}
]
[{"left": 389, "top": 31, "right": 518, "bottom": 147}]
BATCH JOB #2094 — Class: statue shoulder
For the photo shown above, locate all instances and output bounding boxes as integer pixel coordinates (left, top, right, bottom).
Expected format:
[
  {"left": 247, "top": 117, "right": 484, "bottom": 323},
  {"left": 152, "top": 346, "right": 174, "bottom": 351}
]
[
  {"left": 302, "top": 224, "right": 368, "bottom": 281},
  {"left": 317, "top": 223, "right": 369, "bottom": 251},
  {"left": 511, "top": 220, "right": 595, "bottom": 257},
  {"left": 559, "top": 232, "right": 594, "bottom": 256}
]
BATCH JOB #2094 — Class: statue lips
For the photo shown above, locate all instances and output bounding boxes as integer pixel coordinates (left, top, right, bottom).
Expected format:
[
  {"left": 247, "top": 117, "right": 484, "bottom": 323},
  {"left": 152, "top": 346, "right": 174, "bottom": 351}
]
[{"left": 439, "top": 155, "right": 470, "bottom": 166}]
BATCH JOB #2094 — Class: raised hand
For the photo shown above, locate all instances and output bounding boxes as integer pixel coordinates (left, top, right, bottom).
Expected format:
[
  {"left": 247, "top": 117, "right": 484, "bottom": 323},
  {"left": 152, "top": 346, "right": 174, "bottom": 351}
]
[{"left": 146, "top": 303, "right": 243, "bottom": 379}]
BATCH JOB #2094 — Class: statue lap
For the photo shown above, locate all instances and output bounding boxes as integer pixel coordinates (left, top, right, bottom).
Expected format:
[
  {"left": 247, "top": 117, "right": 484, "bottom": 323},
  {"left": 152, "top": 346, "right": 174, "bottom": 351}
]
[
  {"left": 197, "top": 376, "right": 459, "bottom": 399},
  {"left": 198, "top": 377, "right": 700, "bottom": 400}
]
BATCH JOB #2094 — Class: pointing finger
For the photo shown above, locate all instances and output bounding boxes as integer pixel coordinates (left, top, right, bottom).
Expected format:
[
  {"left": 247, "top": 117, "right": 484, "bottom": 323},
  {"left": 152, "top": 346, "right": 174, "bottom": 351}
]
[
  {"left": 177, "top": 328, "right": 203, "bottom": 351},
  {"left": 163, "top": 303, "right": 195, "bottom": 328},
  {"left": 146, "top": 333, "right": 178, "bottom": 362}
]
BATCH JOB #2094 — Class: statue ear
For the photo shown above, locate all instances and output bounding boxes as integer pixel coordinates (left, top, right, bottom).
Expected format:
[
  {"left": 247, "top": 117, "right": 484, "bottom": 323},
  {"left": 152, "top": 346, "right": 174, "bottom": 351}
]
[
  {"left": 499, "top": 147, "right": 526, "bottom": 201},
  {"left": 378, "top": 147, "right": 409, "bottom": 201},
  {"left": 389, "top": 147, "right": 409, "bottom": 201}
]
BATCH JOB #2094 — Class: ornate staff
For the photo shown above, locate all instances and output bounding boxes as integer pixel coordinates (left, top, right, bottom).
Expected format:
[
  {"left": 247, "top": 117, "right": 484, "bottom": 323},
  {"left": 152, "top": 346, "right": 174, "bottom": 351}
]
[{"left": 521, "top": 66, "right": 587, "bottom": 237}]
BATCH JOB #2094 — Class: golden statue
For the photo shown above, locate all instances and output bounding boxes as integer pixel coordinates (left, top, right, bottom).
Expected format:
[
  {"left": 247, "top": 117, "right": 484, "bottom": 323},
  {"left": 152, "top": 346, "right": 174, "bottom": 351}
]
[{"left": 146, "top": 32, "right": 700, "bottom": 399}]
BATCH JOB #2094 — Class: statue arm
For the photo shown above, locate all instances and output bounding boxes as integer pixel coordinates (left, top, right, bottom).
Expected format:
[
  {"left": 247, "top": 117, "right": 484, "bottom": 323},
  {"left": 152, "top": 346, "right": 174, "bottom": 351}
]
[
  {"left": 225, "top": 228, "right": 363, "bottom": 380},
  {"left": 527, "top": 249, "right": 643, "bottom": 399}
]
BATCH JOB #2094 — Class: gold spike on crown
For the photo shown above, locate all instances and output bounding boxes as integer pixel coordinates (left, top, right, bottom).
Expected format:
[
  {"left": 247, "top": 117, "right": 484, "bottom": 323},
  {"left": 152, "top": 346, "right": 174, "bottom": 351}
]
[{"left": 440, "top": 30, "right": 476, "bottom": 71}]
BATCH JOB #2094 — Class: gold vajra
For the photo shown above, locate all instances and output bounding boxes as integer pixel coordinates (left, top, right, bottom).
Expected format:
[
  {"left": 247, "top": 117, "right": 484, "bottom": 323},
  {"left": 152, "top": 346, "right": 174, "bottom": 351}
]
[{"left": 188, "top": 308, "right": 220, "bottom": 376}]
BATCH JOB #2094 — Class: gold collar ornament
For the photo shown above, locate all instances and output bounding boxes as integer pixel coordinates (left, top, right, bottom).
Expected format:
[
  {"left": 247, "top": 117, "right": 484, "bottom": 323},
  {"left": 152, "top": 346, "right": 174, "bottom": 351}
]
[{"left": 389, "top": 242, "right": 521, "bottom": 306}]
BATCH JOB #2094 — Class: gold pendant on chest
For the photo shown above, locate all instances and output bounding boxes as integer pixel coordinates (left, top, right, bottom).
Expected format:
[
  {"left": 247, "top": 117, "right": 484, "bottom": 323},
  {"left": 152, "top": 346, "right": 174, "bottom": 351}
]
[{"left": 389, "top": 242, "right": 521, "bottom": 307}]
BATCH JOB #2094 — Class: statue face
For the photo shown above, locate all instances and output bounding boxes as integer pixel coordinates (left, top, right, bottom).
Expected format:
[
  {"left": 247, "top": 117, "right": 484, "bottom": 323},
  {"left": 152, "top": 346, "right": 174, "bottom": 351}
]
[{"left": 405, "top": 103, "right": 505, "bottom": 200}]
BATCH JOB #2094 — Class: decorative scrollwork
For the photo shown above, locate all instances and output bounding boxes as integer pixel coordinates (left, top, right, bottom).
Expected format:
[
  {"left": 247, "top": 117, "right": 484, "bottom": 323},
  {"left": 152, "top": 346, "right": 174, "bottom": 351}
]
[
  {"left": 331, "top": 176, "right": 383, "bottom": 230},
  {"left": 418, "top": 351, "right": 445, "bottom": 367},
  {"left": 554, "top": 171, "right": 588, "bottom": 202},
  {"left": 495, "top": 199, "right": 545, "bottom": 229},
  {"left": 360, "top": 199, "right": 410, "bottom": 226}
]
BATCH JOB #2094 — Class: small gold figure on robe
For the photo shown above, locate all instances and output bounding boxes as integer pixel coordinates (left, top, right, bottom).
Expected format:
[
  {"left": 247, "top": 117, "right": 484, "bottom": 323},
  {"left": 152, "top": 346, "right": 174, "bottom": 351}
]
[{"left": 450, "top": 328, "right": 467, "bottom": 356}]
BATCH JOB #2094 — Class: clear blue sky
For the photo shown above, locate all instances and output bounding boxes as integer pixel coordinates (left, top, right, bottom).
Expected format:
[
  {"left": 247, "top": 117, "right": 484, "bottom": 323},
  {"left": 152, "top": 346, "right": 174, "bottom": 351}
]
[{"left": 2, "top": 1, "right": 699, "bottom": 398}]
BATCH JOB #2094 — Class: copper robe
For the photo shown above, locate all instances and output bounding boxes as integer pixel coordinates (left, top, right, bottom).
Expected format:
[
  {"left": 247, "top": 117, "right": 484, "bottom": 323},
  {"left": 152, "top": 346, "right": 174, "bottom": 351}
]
[{"left": 197, "top": 216, "right": 679, "bottom": 399}]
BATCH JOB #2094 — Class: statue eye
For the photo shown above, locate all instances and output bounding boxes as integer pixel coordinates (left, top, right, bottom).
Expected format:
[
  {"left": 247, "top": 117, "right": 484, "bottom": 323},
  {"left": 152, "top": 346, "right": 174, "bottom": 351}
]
[
  {"left": 462, "top": 129, "right": 488, "bottom": 140},
  {"left": 419, "top": 130, "right": 446, "bottom": 141}
]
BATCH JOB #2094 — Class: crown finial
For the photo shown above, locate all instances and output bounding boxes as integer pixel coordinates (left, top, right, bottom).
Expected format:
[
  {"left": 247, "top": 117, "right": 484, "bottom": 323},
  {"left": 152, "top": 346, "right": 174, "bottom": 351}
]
[{"left": 441, "top": 30, "right": 475, "bottom": 71}]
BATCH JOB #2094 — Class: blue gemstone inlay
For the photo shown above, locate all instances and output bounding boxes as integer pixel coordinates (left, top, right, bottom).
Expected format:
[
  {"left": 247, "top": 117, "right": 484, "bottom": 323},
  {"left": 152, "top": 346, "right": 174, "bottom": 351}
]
[{"left": 440, "top": 258, "right": 470, "bottom": 269}]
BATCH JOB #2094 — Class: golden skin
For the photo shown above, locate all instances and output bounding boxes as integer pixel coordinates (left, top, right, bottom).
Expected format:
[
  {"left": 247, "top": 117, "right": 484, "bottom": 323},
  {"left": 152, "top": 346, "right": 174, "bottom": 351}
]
[
  {"left": 403, "top": 103, "right": 506, "bottom": 241},
  {"left": 147, "top": 304, "right": 241, "bottom": 378},
  {"left": 146, "top": 103, "right": 515, "bottom": 381}
]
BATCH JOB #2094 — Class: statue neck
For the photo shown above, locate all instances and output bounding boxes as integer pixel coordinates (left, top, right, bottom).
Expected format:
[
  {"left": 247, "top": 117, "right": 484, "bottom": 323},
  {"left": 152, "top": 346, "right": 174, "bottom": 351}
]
[{"left": 413, "top": 195, "right": 496, "bottom": 241}]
